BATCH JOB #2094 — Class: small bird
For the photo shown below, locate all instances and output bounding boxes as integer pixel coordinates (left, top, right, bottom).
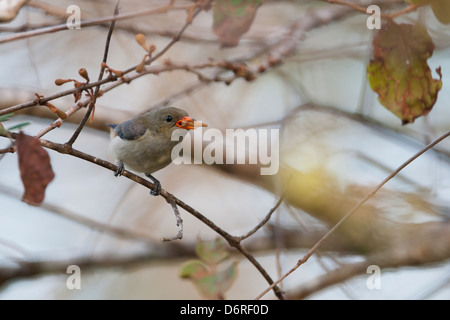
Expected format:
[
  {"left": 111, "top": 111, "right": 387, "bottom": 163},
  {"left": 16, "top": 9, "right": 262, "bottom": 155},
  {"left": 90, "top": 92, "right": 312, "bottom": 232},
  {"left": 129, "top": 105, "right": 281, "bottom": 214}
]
[{"left": 108, "top": 106, "right": 207, "bottom": 196}]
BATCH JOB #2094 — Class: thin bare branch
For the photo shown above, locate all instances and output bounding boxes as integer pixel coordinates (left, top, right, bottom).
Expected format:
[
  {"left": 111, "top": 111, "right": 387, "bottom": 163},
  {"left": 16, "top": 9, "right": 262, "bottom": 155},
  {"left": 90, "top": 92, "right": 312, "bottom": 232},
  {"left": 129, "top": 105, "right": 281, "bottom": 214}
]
[
  {"left": 320, "top": 0, "right": 418, "bottom": 19},
  {"left": 236, "top": 194, "right": 285, "bottom": 242},
  {"left": 255, "top": 129, "right": 450, "bottom": 300},
  {"left": 0, "top": 130, "right": 285, "bottom": 299},
  {"left": 162, "top": 197, "right": 184, "bottom": 242},
  {"left": 0, "top": 2, "right": 190, "bottom": 45},
  {"left": 66, "top": 1, "right": 119, "bottom": 146}
]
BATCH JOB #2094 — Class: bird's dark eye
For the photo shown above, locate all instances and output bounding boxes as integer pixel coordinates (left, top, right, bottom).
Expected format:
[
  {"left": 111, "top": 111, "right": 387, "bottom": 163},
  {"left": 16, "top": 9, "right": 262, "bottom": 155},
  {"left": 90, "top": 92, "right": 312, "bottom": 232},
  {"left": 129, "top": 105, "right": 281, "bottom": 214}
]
[{"left": 165, "top": 115, "right": 173, "bottom": 122}]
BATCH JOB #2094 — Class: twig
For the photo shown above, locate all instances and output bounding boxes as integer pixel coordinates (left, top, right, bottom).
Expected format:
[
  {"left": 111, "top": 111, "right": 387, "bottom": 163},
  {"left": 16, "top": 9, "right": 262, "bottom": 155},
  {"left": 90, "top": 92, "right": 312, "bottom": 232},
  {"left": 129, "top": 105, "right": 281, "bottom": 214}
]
[
  {"left": 162, "top": 197, "right": 184, "bottom": 242},
  {"left": 0, "top": 4, "right": 351, "bottom": 127},
  {"left": 236, "top": 194, "right": 285, "bottom": 242},
  {"left": 2, "top": 4, "right": 207, "bottom": 140},
  {"left": 0, "top": 2, "right": 190, "bottom": 45},
  {"left": 0, "top": 0, "right": 411, "bottom": 120},
  {"left": 65, "top": 1, "right": 119, "bottom": 146},
  {"left": 321, "top": 0, "right": 418, "bottom": 19},
  {"left": 23, "top": 0, "right": 218, "bottom": 44},
  {"left": 170, "top": 193, "right": 285, "bottom": 299},
  {"left": 27, "top": 0, "right": 74, "bottom": 18},
  {"left": 0, "top": 237, "right": 29, "bottom": 259},
  {"left": 0, "top": 0, "right": 406, "bottom": 300},
  {"left": 255, "top": 4, "right": 353, "bottom": 73},
  {"left": 322, "top": 0, "right": 368, "bottom": 14},
  {"left": 0, "top": 131, "right": 284, "bottom": 299},
  {"left": 385, "top": 3, "right": 417, "bottom": 19},
  {"left": 0, "top": 60, "right": 213, "bottom": 119},
  {"left": 0, "top": 250, "right": 177, "bottom": 287},
  {"left": 255, "top": 129, "right": 450, "bottom": 300},
  {"left": 0, "top": 77, "right": 111, "bottom": 117}
]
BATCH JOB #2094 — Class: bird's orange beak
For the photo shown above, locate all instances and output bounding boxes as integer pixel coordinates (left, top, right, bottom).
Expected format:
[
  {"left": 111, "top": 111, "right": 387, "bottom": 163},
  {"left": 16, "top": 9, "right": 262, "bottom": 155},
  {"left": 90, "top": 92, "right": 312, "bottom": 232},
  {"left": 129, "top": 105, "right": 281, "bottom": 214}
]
[{"left": 176, "top": 116, "right": 208, "bottom": 130}]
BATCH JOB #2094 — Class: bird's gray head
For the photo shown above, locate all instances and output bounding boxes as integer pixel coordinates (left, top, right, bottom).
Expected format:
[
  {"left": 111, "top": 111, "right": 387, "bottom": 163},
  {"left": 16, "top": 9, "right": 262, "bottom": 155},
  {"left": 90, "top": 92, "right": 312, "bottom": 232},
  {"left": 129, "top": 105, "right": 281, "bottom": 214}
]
[{"left": 142, "top": 106, "right": 206, "bottom": 136}]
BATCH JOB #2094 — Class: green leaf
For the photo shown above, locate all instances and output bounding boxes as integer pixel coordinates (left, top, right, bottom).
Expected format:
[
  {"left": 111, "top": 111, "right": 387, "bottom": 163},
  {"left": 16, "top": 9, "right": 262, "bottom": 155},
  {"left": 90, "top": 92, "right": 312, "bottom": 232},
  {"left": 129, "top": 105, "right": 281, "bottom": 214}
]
[
  {"left": 431, "top": 0, "right": 450, "bottom": 24},
  {"left": 180, "top": 237, "right": 239, "bottom": 299},
  {"left": 189, "top": 260, "right": 239, "bottom": 299},
  {"left": 0, "top": 112, "right": 15, "bottom": 122},
  {"left": 212, "top": 0, "right": 262, "bottom": 47},
  {"left": 7, "top": 122, "right": 31, "bottom": 131},
  {"left": 196, "top": 237, "right": 229, "bottom": 265},
  {"left": 178, "top": 260, "right": 209, "bottom": 279},
  {"left": 0, "top": 113, "right": 15, "bottom": 136},
  {"left": 367, "top": 21, "right": 442, "bottom": 124}
]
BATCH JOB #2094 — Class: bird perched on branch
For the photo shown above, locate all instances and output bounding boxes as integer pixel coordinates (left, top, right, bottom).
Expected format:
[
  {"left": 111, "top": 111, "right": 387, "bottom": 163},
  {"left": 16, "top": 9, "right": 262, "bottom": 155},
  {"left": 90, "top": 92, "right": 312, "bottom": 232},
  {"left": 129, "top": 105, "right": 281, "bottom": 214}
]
[{"left": 108, "top": 107, "right": 207, "bottom": 196}]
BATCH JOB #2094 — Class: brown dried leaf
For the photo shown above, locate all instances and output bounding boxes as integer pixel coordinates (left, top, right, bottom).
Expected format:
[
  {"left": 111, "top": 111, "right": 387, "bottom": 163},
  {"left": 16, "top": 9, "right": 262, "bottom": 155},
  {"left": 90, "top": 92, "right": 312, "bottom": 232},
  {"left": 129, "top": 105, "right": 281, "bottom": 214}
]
[{"left": 16, "top": 132, "right": 55, "bottom": 206}]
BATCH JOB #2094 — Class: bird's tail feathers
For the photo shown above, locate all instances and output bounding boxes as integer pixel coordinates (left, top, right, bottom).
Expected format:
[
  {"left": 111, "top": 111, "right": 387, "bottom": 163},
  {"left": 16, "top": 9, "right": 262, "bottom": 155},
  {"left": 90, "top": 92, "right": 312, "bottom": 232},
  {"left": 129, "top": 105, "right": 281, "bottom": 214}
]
[{"left": 107, "top": 123, "right": 117, "bottom": 138}]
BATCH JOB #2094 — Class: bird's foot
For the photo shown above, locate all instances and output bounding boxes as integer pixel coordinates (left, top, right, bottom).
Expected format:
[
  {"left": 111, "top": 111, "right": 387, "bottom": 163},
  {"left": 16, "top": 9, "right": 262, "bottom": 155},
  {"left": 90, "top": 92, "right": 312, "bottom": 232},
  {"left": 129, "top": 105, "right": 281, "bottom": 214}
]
[
  {"left": 114, "top": 161, "right": 124, "bottom": 177},
  {"left": 145, "top": 173, "right": 161, "bottom": 196}
]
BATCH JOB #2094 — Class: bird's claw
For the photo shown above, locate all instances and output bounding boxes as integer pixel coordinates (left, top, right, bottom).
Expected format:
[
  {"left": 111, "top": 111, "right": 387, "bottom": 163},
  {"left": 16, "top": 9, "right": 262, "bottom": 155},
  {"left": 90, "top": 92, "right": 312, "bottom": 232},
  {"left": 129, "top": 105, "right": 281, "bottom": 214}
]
[
  {"left": 150, "top": 182, "right": 161, "bottom": 196},
  {"left": 146, "top": 173, "right": 161, "bottom": 196},
  {"left": 114, "top": 161, "right": 124, "bottom": 177}
]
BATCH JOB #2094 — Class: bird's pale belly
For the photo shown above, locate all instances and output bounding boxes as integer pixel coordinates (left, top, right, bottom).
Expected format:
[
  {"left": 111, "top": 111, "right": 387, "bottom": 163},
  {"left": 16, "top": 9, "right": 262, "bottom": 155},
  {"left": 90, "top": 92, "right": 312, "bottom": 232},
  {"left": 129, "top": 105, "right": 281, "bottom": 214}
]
[{"left": 110, "top": 133, "right": 176, "bottom": 174}]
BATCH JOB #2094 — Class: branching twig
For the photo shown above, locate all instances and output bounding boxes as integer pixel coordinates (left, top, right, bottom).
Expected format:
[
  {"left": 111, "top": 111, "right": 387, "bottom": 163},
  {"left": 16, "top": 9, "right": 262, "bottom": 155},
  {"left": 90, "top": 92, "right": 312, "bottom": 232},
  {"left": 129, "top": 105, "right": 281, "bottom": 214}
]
[
  {"left": 162, "top": 196, "right": 184, "bottom": 242},
  {"left": 321, "top": 0, "right": 418, "bottom": 19},
  {"left": 65, "top": 1, "right": 119, "bottom": 146},
  {"left": 236, "top": 194, "right": 285, "bottom": 242},
  {"left": 0, "top": 131, "right": 284, "bottom": 299},
  {"left": 0, "top": 3, "right": 209, "bottom": 141},
  {"left": 255, "top": 129, "right": 450, "bottom": 300},
  {"left": 321, "top": 0, "right": 369, "bottom": 14},
  {"left": 0, "top": 0, "right": 435, "bottom": 300},
  {"left": 385, "top": 3, "right": 417, "bottom": 19},
  {"left": 0, "top": 250, "right": 176, "bottom": 288},
  {"left": 0, "top": 2, "right": 190, "bottom": 45}
]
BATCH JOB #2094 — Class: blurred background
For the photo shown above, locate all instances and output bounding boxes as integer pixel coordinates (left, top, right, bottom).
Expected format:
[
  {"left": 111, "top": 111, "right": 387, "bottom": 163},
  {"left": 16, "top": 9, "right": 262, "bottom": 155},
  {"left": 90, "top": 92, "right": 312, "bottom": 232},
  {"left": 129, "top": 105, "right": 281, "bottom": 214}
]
[{"left": 0, "top": 0, "right": 449, "bottom": 299}]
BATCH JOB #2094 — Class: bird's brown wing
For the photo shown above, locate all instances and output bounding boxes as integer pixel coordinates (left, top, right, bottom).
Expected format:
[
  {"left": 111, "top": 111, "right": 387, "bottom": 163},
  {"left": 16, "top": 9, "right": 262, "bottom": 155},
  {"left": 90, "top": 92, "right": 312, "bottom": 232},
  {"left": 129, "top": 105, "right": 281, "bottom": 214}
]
[{"left": 114, "top": 118, "right": 148, "bottom": 140}]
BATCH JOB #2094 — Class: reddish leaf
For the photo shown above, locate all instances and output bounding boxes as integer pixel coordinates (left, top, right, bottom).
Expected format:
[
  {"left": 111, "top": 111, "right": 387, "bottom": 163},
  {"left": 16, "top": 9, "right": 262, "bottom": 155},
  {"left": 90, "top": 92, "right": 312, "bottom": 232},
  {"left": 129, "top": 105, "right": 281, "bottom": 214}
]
[
  {"left": 212, "top": 0, "right": 262, "bottom": 47},
  {"left": 16, "top": 132, "right": 55, "bottom": 206}
]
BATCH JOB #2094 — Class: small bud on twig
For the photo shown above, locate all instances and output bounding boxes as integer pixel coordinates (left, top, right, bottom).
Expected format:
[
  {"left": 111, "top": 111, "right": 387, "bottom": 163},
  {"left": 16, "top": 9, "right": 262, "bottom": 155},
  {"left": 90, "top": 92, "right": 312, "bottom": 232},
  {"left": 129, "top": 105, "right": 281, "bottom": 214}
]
[
  {"left": 136, "top": 56, "right": 147, "bottom": 73},
  {"left": 45, "top": 102, "right": 67, "bottom": 120},
  {"left": 102, "top": 62, "right": 124, "bottom": 78},
  {"left": 78, "top": 68, "right": 90, "bottom": 82},
  {"left": 55, "top": 79, "right": 74, "bottom": 86},
  {"left": 136, "top": 33, "right": 149, "bottom": 52}
]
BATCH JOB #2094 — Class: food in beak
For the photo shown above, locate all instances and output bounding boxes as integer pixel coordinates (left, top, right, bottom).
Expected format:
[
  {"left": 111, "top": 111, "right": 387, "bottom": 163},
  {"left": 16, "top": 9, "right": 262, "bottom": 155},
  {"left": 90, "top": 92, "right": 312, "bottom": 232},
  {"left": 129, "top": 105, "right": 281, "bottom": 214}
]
[{"left": 176, "top": 116, "right": 208, "bottom": 130}]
